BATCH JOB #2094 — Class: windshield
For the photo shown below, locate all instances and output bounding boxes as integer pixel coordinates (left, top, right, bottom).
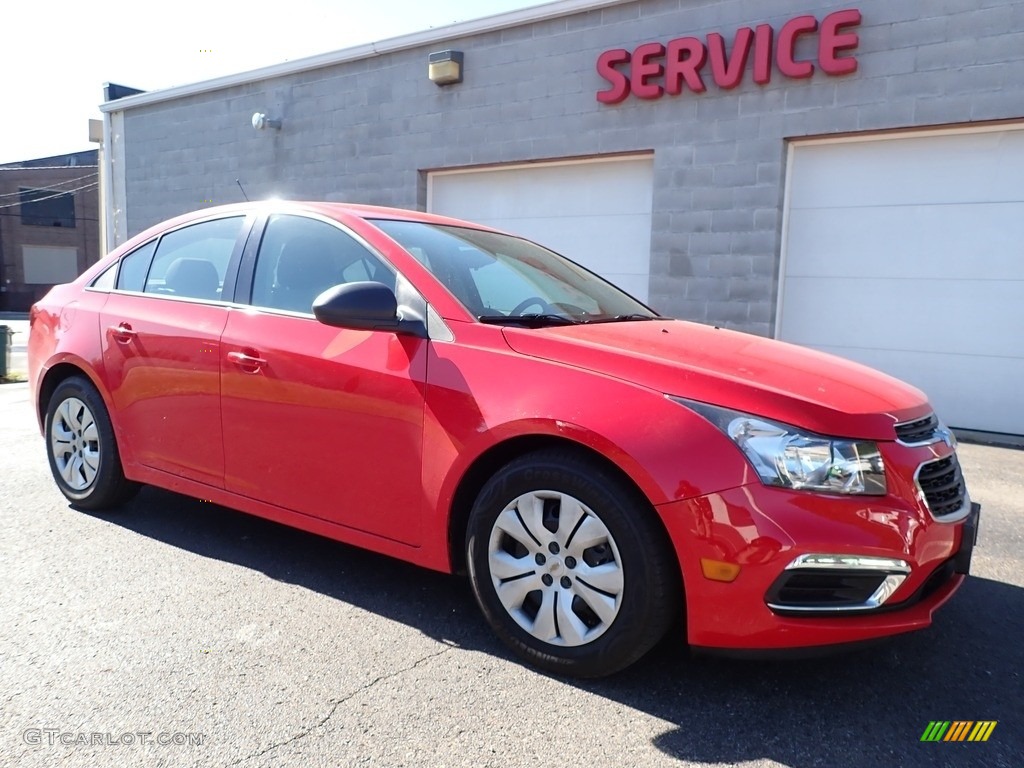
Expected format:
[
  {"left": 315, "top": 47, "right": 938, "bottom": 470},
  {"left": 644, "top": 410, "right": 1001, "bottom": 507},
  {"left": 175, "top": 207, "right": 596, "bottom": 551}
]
[{"left": 372, "top": 220, "right": 657, "bottom": 326}]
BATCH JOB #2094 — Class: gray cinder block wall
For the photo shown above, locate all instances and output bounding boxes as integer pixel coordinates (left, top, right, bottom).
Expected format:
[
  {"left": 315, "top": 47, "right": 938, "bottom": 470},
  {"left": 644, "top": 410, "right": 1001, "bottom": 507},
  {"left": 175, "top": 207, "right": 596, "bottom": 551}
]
[{"left": 115, "top": 0, "right": 1024, "bottom": 336}]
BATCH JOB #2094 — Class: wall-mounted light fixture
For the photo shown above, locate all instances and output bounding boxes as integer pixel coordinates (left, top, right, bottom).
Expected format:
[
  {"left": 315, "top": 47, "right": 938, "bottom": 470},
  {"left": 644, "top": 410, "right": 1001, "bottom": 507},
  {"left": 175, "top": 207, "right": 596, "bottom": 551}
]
[
  {"left": 428, "top": 50, "right": 464, "bottom": 86},
  {"left": 251, "top": 112, "right": 282, "bottom": 131}
]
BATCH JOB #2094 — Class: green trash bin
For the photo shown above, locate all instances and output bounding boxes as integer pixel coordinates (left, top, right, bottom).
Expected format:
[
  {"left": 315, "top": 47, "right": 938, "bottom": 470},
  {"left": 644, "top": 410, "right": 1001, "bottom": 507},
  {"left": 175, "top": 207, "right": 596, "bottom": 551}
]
[{"left": 0, "top": 325, "right": 11, "bottom": 378}]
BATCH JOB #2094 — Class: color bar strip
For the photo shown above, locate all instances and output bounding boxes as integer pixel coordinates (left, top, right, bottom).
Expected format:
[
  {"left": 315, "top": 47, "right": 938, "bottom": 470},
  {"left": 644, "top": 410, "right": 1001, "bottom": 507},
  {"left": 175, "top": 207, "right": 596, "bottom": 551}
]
[
  {"left": 921, "top": 721, "right": 950, "bottom": 742},
  {"left": 946, "top": 721, "right": 971, "bottom": 742}
]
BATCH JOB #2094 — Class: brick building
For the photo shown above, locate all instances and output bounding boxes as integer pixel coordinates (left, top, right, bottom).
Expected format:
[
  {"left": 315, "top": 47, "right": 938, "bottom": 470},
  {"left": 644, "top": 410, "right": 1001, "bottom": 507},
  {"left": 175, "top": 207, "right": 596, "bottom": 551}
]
[
  {"left": 98, "top": 0, "right": 1023, "bottom": 435},
  {"left": 0, "top": 150, "right": 100, "bottom": 312}
]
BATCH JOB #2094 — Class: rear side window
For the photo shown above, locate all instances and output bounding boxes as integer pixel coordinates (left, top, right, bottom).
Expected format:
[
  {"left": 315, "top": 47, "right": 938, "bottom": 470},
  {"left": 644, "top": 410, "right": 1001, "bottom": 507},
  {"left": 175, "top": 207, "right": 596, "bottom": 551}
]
[
  {"left": 89, "top": 263, "right": 118, "bottom": 291},
  {"left": 144, "top": 217, "right": 244, "bottom": 301},
  {"left": 116, "top": 240, "right": 157, "bottom": 292}
]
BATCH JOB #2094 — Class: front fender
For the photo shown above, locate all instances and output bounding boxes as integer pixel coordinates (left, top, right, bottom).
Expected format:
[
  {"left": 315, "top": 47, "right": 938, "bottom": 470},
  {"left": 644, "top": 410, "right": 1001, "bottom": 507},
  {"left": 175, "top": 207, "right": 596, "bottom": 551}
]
[{"left": 420, "top": 331, "right": 752, "bottom": 567}]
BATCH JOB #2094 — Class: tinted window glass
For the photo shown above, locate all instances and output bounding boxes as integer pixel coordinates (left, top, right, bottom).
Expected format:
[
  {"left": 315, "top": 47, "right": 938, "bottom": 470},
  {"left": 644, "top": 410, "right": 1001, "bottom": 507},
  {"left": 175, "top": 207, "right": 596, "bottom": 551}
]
[
  {"left": 373, "top": 220, "right": 653, "bottom": 322},
  {"left": 251, "top": 215, "right": 394, "bottom": 314},
  {"left": 90, "top": 263, "right": 117, "bottom": 290},
  {"left": 116, "top": 240, "right": 157, "bottom": 292},
  {"left": 144, "top": 217, "right": 243, "bottom": 301}
]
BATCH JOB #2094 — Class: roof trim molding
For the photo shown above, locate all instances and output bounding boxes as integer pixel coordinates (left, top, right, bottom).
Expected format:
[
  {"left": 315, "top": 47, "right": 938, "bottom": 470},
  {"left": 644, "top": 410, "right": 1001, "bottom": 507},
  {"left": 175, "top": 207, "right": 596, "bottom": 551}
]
[{"left": 100, "top": 0, "right": 628, "bottom": 113}]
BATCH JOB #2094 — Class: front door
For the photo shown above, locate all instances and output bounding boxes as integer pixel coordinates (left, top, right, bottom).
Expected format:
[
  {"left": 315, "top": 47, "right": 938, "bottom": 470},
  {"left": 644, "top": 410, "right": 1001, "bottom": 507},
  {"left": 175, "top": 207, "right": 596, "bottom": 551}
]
[{"left": 220, "top": 213, "right": 427, "bottom": 545}]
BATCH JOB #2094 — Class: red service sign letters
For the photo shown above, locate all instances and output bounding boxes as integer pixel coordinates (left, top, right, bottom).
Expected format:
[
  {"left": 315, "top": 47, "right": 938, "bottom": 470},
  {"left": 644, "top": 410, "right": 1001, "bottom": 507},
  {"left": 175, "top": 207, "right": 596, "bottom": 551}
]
[{"left": 596, "top": 9, "right": 862, "bottom": 104}]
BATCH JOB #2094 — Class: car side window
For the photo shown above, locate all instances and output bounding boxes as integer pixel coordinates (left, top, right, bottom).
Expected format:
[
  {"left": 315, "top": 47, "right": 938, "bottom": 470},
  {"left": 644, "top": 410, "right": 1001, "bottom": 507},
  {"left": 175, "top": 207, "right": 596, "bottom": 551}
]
[
  {"left": 143, "top": 217, "right": 244, "bottom": 301},
  {"left": 89, "top": 262, "right": 118, "bottom": 291},
  {"left": 251, "top": 214, "right": 394, "bottom": 314},
  {"left": 116, "top": 240, "right": 157, "bottom": 292}
]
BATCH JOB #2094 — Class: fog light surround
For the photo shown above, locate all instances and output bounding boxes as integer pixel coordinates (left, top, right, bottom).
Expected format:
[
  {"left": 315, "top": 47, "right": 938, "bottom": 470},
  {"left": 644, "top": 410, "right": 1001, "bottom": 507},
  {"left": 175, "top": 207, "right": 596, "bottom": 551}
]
[{"left": 766, "top": 553, "right": 910, "bottom": 613}]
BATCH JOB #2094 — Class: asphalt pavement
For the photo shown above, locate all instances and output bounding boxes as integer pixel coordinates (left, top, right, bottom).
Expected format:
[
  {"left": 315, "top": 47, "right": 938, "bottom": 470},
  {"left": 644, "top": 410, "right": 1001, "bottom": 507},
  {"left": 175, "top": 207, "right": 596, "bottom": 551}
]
[{"left": 0, "top": 380, "right": 1021, "bottom": 767}]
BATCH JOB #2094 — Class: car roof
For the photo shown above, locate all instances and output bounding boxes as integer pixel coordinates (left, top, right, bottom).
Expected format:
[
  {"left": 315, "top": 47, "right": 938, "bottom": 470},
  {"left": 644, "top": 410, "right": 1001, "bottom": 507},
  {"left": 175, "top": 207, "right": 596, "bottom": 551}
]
[
  {"left": 102, "top": 200, "right": 511, "bottom": 280},
  {"left": 163, "top": 201, "right": 505, "bottom": 233}
]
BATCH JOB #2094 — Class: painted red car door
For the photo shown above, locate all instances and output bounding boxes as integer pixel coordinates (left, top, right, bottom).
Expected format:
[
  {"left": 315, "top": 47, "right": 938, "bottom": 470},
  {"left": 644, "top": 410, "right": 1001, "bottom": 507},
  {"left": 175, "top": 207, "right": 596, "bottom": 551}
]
[
  {"left": 220, "top": 214, "right": 427, "bottom": 545},
  {"left": 99, "top": 217, "right": 246, "bottom": 487}
]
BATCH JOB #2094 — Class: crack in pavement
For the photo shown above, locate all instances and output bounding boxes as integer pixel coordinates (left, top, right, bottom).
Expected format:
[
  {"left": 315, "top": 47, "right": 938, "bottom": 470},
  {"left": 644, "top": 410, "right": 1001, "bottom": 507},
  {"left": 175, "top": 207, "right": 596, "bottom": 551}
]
[{"left": 230, "top": 643, "right": 456, "bottom": 766}]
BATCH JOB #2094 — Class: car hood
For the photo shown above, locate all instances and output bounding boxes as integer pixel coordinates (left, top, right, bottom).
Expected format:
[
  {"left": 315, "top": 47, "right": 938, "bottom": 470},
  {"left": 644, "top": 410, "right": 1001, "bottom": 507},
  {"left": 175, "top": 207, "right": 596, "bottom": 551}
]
[{"left": 501, "top": 320, "right": 930, "bottom": 440}]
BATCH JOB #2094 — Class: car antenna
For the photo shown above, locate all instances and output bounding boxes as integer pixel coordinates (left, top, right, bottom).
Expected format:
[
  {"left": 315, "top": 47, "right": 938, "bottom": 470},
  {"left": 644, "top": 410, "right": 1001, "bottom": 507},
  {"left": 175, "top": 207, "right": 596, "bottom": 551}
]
[{"left": 236, "top": 179, "right": 250, "bottom": 202}]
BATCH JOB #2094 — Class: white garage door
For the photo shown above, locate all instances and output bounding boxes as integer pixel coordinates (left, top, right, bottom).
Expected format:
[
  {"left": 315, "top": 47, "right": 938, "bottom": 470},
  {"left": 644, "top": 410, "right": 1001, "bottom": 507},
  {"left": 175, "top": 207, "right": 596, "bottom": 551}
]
[
  {"left": 427, "top": 156, "right": 654, "bottom": 301},
  {"left": 779, "top": 126, "right": 1024, "bottom": 435}
]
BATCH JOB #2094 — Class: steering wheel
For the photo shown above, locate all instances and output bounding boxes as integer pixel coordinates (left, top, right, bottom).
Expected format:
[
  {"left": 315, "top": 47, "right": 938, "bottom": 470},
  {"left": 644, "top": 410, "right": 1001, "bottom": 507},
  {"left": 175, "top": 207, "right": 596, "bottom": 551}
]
[{"left": 509, "top": 296, "right": 556, "bottom": 316}]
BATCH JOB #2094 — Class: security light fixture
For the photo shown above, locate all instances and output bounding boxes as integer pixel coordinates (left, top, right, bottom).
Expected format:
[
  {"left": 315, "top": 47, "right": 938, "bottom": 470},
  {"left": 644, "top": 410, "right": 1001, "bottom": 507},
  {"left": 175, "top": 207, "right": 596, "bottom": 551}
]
[
  {"left": 251, "top": 112, "right": 282, "bottom": 131},
  {"left": 428, "top": 50, "right": 464, "bottom": 86}
]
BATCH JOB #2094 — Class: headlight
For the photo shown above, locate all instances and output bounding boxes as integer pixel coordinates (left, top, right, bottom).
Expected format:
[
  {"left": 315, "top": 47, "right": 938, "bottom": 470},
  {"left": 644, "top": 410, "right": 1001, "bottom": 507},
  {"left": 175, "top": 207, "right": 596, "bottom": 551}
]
[{"left": 673, "top": 398, "right": 886, "bottom": 496}]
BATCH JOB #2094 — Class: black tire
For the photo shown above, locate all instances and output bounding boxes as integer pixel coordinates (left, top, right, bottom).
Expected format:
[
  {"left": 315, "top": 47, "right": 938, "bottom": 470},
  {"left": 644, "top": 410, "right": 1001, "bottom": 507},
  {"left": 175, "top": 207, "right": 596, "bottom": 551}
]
[
  {"left": 44, "top": 376, "right": 140, "bottom": 510},
  {"left": 466, "top": 449, "right": 679, "bottom": 678}
]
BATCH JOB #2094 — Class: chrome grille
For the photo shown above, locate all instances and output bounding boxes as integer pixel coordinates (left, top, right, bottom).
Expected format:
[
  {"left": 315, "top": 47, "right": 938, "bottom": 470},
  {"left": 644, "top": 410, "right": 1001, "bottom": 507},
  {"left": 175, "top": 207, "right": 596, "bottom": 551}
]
[
  {"left": 895, "top": 413, "right": 940, "bottom": 444},
  {"left": 917, "top": 455, "right": 967, "bottom": 519}
]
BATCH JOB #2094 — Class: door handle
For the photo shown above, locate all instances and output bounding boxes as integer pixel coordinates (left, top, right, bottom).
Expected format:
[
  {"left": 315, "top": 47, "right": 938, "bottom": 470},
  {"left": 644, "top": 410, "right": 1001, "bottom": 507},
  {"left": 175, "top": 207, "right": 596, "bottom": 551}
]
[
  {"left": 227, "top": 350, "right": 267, "bottom": 372},
  {"left": 108, "top": 323, "right": 136, "bottom": 344}
]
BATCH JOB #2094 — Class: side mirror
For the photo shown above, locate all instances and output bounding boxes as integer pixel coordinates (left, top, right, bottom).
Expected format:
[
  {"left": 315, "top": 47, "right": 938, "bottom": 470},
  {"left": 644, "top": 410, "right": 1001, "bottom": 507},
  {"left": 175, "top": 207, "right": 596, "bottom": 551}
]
[{"left": 312, "top": 282, "right": 426, "bottom": 337}]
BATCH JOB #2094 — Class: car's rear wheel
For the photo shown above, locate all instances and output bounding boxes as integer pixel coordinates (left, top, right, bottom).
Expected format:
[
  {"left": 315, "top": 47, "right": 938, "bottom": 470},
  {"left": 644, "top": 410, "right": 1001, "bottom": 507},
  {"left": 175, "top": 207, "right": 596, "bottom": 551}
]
[
  {"left": 45, "top": 376, "right": 139, "bottom": 510},
  {"left": 466, "top": 449, "right": 679, "bottom": 678}
]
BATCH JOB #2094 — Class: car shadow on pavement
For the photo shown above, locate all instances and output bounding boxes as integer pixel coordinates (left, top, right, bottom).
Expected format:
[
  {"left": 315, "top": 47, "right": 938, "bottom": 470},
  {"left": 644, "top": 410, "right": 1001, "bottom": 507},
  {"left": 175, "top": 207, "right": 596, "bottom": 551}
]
[
  {"left": 98, "top": 487, "right": 1023, "bottom": 767},
  {"left": 586, "top": 575, "right": 1023, "bottom": 766},
  {"left": 102, "top": 486, "right": 492, "bottom": 650}
]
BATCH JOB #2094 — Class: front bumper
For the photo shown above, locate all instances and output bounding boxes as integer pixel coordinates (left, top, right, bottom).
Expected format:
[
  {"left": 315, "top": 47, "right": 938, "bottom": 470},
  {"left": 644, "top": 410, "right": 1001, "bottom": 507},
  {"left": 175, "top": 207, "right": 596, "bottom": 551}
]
[{"left": 657, "top": 477, "right": 978, "bottom": 651}]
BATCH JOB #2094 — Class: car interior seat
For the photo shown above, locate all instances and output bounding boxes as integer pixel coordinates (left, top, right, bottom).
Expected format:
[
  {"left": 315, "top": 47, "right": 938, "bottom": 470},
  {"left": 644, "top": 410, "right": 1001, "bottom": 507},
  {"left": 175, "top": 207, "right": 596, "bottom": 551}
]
[
  {"left": 272, "top": 236, "right": 345, "bottom": 313},
  {"left": 163, "top": 257, "right": 221, "bottom": 300}
]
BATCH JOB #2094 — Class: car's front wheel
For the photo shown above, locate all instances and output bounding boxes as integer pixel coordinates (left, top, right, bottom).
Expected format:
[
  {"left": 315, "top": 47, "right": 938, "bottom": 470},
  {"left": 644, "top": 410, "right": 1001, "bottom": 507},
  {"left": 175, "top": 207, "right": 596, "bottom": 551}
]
[
  {"left": 45, "top": 376, "right": 139, "bottom": 510},
  {"left": 466, "top": 449, "right": 679, "bottom": 677}
]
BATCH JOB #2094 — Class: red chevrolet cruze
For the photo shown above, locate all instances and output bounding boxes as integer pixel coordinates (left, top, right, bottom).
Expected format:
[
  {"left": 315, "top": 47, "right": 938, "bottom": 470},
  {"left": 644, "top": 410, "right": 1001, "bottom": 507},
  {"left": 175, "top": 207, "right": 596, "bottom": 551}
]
[{"left": 29, "top": 202, "right": 979, "bottom": 677}]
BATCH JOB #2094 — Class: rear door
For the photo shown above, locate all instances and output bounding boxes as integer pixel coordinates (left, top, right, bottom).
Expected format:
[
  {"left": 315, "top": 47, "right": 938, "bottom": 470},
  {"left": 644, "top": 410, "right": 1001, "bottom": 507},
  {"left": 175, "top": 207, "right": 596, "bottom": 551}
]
[
  {"left": 220, "top": 213, "right": 428, "bottom": 545},
  {"left": 99, "top": 215, "right": 250, "bottom": 486}
]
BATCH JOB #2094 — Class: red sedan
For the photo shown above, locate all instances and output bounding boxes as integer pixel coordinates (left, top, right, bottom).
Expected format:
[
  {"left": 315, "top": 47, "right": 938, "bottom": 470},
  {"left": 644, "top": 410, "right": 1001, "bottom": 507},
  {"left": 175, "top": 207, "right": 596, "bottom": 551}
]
[{"left": 28, "top": 202, "right": 979, "bottom": 677}]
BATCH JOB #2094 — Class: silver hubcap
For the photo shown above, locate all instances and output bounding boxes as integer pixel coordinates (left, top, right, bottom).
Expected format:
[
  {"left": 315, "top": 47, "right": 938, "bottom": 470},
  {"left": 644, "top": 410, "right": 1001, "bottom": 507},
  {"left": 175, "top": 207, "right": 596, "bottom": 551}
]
[
  {"left": 487, "top": 490, "right": 624, "bottom": 647},
  {"left": 50, "top": 397, "right": 100, "bottom": 491}
]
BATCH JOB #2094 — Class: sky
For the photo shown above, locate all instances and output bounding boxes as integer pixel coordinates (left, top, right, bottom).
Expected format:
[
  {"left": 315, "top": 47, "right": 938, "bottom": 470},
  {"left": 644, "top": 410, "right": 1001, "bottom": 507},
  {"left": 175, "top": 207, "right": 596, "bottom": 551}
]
[{"left": 0, "top": 0, "right": 545, "bottom": 165}]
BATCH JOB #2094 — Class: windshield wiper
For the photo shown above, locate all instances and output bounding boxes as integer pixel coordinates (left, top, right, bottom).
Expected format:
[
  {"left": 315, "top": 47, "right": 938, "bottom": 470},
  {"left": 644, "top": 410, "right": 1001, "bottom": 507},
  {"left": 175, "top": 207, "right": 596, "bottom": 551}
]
[
  {"left": 585, "top": 313, "right": 659, "bottom": 324},
  {"left": 478, "top": 313, "right": 579, "bottom": 327}
]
